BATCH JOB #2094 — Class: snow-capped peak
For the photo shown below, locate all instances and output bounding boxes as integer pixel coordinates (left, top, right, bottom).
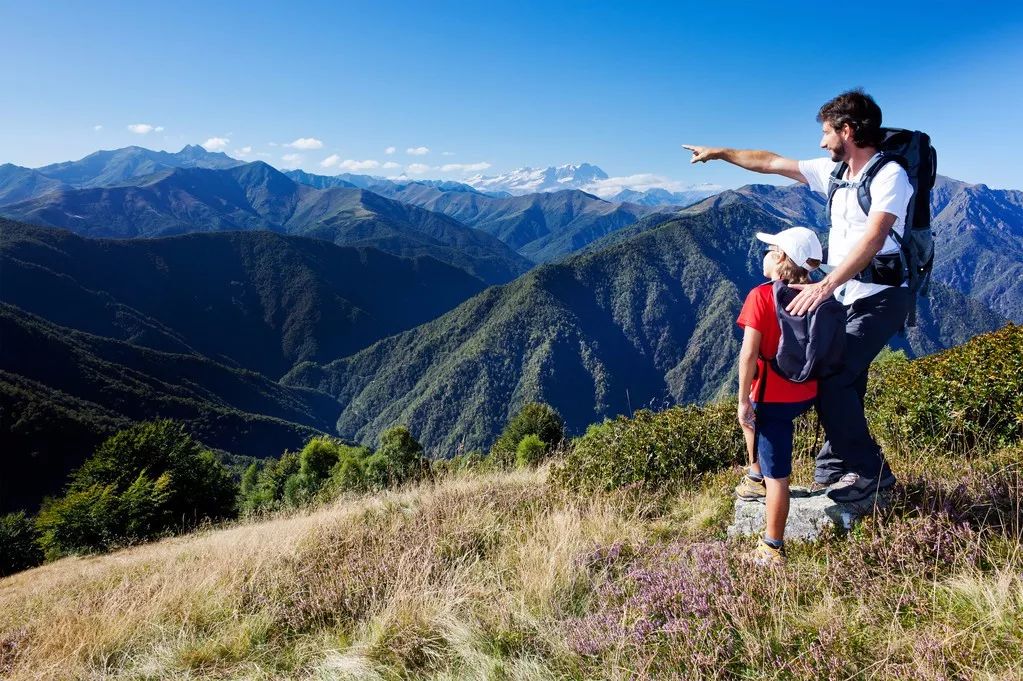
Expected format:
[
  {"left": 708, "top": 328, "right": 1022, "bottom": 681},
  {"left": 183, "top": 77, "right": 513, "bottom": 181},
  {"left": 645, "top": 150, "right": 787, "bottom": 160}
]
[{"left": 466, "top": 163, "right": 609, "bottom": 195}]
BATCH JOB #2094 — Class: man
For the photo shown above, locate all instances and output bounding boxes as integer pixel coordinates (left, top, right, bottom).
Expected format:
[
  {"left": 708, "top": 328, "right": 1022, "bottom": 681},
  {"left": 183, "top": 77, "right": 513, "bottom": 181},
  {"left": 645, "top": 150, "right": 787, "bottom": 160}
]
[{"left": 683, "top": 89, "right": 911, "bottom": 503}]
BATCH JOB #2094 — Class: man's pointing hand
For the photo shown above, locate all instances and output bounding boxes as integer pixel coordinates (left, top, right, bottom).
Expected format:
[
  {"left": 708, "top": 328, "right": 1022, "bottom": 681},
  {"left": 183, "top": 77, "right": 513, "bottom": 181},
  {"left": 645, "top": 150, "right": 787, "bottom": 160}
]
[{"left": 682, "top": 144, "right": 718, "bottom": 164}]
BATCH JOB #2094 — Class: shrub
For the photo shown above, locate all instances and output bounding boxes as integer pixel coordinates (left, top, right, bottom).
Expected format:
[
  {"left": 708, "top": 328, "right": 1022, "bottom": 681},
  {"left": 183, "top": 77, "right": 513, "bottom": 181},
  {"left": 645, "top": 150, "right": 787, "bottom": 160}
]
[
  {"left": 239, "top": 451, "right": 300, "bottom": 513},
  {"left": 329, "top": 445, "right": 374, "bottom": 493},
  {"left": 36, "top": 420, "right": 237, "bottom": 557},
  {"left": 551, "top": 401, "right": 742, "bottom": 492},
  {"left": 431, "top": 449, "right": 489, "bottom": 476},
  {"left": 491, "top": 403, "right": 564, "bottom": 466},
  {"left": 515, "top": 434, "right": 546, "bottom": 468},
  {"left": 868, "top": 324, "right": 1023, "bottom": 454},
  {"left": 0, "top": 512, "right": 43, "bottom": 576},
  {"left": 283, "top": 436, "right": 347, "bottom": 506},
  {"left": 368, "top": 426, "right": 428, "bottom": 488}
]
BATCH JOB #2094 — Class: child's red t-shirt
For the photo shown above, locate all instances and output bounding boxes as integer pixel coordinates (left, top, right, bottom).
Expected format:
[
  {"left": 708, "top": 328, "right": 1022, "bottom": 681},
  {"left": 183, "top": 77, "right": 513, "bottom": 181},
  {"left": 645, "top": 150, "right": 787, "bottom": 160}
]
[{"left": 736, "top": 282, "right": 818, "bottom": 404}]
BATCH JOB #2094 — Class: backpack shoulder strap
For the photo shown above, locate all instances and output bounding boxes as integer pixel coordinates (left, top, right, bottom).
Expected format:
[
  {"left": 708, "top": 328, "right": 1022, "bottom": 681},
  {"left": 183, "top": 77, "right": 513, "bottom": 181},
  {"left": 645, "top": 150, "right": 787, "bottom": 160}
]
[
  {"left": 826, "top": 162, "right": 847, "bottom": 220},
  {"left": 856, "top": 152, "right": 905, "bottom": 216}
]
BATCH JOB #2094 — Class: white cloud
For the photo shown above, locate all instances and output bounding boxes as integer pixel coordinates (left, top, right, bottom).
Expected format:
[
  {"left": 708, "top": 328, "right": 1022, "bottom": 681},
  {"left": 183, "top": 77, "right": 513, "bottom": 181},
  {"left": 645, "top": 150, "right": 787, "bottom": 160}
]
[
  {"left": 406, "top": 163, "right": 432, "bottom": 174},
  {"left": 441, "top": 162, "right": 491, "bottom": 173},
  {"left": 280, "top": 153, "right": 303, "bottom": 169},
  {"left": 127, "top": 123, "right": 163, "bottom": 134},
  {"left": 93, "top": 124, "right": 103, "bottom": 131},
  {"left": 384, "top": 146, "right": 396, "bottom": 155},
  {"left": 268, "top": 142, "right": 279, "bottom": 147},
  {"left": 320, "top": 154, "right": 341, "bottom": 168},
  {"left": 202, "top": 137, "right": 230, "bottom": 151},
  {"left": 286, "top": 137, "right": 324, "bottom": 150},
  {"left": 582, "top": 173, "right": 722, "bottom": 199},
  {"left": 441, "top": 151, "right": 455, "bottom": 156},
  {"left": 406, "top": 146, "right": 430, "bottom": 156},
  {"left": 337, "top": 159, "right": 381, "bottom": 172},
  {"left": 382, "top": 161, "right": 401, "bottom": 169},
  {"left": 234, "top": 146, "right": 253, "bottom": 157}
]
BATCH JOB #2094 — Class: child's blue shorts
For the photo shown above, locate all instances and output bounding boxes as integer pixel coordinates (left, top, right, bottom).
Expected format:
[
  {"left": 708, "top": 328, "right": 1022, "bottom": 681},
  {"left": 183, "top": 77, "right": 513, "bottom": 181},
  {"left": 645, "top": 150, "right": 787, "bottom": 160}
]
[{"left": 752, "top": 399, "right": 814, "bottom": 479}]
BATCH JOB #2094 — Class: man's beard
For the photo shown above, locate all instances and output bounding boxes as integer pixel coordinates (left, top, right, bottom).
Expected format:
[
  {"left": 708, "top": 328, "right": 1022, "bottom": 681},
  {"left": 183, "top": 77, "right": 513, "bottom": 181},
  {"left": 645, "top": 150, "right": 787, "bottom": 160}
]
[{"left": 828, "top": 145, "right": 846, "bottom": 162}]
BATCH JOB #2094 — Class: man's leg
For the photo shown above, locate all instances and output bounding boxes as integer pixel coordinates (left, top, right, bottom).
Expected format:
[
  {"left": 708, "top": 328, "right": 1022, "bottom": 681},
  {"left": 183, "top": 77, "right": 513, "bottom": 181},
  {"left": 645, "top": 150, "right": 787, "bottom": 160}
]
[{"left": 815, "top": 287, "right": 910, "bottom": 481}]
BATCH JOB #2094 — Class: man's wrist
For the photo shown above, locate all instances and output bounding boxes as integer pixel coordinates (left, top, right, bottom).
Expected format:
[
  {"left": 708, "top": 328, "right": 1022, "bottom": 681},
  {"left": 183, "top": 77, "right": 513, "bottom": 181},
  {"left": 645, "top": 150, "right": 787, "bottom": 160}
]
[{"left": 819, "top": 276, "right": 839, "bottom": 295}]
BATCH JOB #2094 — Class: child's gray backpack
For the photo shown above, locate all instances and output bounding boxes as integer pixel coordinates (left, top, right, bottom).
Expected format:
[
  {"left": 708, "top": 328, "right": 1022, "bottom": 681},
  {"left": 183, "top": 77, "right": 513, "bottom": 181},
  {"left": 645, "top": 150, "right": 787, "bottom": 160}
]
[{"left": 769, "top": 280, "right": 846, "bottom": 383}]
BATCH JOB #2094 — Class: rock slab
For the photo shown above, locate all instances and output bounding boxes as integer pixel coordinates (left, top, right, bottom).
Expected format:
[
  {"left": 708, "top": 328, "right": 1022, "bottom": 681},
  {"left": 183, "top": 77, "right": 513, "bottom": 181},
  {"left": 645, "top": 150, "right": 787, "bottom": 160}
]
[{"left": 728, "top": 490, "right": 892, "bottom": 541}]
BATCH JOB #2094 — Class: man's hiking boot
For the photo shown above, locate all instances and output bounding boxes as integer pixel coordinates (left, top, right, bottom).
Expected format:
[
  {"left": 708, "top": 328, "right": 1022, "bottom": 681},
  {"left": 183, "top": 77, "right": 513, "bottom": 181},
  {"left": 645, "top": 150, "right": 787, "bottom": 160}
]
[
  {"left": 743, "top": 540, "right": 786, "bottom": 567},
  {"left": 735, "top": 474, "right": 766, "bottom": 501},
  {"left": 791, "top": 472, "right": 843, "bottom": 497},
  {"left": 790, "top": 479, "right": 832, "bottom": 497},
  {"left": 826, "top": 468, "right": 897, "bottom": 503}
]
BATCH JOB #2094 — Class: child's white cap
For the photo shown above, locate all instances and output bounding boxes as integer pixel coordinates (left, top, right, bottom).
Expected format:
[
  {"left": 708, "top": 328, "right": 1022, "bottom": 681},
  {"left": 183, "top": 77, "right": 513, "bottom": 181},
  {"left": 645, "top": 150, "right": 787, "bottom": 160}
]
[{"left": 755, "top": 227, "right": 823, "bottom": 270}]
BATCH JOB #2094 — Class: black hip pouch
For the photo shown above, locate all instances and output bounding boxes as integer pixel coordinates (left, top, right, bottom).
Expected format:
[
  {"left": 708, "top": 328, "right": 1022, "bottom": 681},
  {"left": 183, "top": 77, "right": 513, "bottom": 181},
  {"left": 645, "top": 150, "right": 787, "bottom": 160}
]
[{"left": 855, "top": 252, "right": 905, "bottom": 286}]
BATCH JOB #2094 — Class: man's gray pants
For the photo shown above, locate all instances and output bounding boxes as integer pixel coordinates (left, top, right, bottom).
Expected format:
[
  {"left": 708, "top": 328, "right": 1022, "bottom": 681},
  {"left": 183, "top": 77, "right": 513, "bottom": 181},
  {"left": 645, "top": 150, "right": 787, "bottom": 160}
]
[{"left": 814, "top": 286, "right": 911, "bottom": 484}]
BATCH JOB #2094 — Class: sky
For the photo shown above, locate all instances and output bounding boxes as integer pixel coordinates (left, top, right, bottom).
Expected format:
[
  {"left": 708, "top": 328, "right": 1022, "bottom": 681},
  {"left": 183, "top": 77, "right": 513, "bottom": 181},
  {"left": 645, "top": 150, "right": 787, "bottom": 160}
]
[{"left": 2, "top": 0, "right": 1022, "bottom": 190}]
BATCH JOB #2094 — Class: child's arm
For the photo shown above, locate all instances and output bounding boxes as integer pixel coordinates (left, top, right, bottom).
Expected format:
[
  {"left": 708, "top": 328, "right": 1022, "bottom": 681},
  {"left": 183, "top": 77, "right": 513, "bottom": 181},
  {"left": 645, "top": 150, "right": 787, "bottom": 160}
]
[{"left": 737, "top": 326, "right": 761, "bottom": 431}]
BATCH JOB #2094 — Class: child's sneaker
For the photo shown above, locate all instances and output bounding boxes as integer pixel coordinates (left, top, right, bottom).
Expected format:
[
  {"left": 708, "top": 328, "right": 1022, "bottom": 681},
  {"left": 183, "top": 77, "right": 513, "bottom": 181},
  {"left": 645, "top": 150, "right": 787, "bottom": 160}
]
[
  {"left": 744, "top": 539, "right": 786, "bottom": 567},
  {"left": 735, "top": 474, "right": 766, "bottom": 500}
]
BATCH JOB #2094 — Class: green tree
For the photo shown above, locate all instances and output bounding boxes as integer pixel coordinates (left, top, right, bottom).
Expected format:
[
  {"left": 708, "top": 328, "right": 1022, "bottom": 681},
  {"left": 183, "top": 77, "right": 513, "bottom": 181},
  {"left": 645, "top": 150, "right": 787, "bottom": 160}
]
[
  {"left": 240, "top": 451, "right": 300, "bottom": 513},
  {"left": 36, "top": 484, "right": 120, "bottom": 558},
  {"left": 37, "top": 420, "right": 237, "bottom": 557},
  {"left": 367, "top": 426, "right": 427, "bottom": 488},
  {"left": 515, "top": 434, "right": 547, "bottom": 468},
  {"left": 0, "top": 511, "right": 44, "bottom": 576},
  {"left": 491, "top": 403, "right": 564, "bottom": 466},
  {"left": 328, "top": 445, "right": 375, "bottom": 494}
]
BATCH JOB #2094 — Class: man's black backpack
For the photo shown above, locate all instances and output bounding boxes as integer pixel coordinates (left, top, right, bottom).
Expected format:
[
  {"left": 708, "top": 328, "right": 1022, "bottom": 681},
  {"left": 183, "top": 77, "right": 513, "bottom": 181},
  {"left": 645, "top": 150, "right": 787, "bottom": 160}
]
[{"left": 826, "top": 128, "right": 937, "bottom": 326}]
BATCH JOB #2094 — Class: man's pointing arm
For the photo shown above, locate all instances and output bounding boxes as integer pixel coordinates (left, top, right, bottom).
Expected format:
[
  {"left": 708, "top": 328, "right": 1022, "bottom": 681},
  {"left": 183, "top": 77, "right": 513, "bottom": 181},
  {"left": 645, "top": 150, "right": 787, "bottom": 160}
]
[{"left": 681, "top": 145, "right": 807, "bottom": 184}]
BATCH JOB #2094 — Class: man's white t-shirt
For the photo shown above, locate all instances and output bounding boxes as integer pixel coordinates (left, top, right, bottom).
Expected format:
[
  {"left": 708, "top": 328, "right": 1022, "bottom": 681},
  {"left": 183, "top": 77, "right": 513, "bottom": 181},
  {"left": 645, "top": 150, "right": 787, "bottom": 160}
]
[{"left": 798, "top": 155, "right": 913, "bottom": 305}]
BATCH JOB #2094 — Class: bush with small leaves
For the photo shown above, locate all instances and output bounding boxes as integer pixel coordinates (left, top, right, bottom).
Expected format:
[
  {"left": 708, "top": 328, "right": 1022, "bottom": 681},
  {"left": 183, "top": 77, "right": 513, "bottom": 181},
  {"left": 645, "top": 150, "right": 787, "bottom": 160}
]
[
  {"left": 515, "top": 434, "right": 547, "bottom": 468},
  {"left": 551, "top": 401, "right": 742, "bottom": 492},
  {"left": 868, "top": 324, "right": 1023, "bottom": 455},
  {"left": 491, "top": 403, "right": 564, "bottom": 467},
  {"left": 36, "top": 420, "right": 237, "bottom": 557},
  {"left": 370, "top": 426, "right": 428, "bottom": 488},
  {"left": 0, "top": 512, "right": 43, "bottom": 576}
]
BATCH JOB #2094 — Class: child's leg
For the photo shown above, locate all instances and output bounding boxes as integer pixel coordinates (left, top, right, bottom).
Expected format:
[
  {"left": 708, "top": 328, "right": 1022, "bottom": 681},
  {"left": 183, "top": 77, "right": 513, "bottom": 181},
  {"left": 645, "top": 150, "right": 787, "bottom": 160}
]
[
  {"left": 764, "top": 476, "right": 790, "bottom": 541},
  {"left": 755, "top": 401, "right": 808, "bottom": 543}
]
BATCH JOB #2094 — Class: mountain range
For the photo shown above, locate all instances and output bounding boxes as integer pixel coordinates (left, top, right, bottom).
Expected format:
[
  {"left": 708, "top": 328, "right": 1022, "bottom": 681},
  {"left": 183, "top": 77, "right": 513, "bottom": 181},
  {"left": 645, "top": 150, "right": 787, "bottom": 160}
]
[
  {"left": 281, "top": 202, "right": 1006, "bottom": 457},
  {"left": 0, "top": 219, "right": 486, "bottom": 378},
  {"left": 463, "top": 162, "right": 721, "bottom": 206},
  {"left": 0, "top": 152, "right": 672, "bottom": 268},
  {"left": 0, "top": 161, "right": 532, "bottom": 285},
  {"left": 0, "top": 144, "right": 1018, "bottom": 512}
]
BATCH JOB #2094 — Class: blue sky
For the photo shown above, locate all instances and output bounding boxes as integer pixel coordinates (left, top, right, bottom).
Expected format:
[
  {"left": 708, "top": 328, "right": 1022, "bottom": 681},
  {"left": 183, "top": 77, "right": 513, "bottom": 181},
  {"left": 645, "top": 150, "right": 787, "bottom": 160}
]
[{"left": 2, "top": 1, "right": 1021, "bottom": 189}]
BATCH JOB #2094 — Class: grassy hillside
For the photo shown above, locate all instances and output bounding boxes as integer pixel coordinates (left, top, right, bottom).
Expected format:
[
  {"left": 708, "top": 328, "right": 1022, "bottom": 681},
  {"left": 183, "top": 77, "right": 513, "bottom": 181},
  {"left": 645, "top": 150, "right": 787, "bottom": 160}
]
[
  {"left": 2, "top": 322, "right": 1020, "bottom": 681},
  {"left": 4, "top": 459, "right": 1020, "bottom": 680}
]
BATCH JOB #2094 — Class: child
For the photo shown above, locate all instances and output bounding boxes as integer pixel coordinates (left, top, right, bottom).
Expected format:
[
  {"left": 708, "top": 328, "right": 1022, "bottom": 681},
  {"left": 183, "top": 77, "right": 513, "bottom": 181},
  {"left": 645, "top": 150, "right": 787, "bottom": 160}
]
[{"left": 734, "top": 226, "right": 822, "bottom": 566}]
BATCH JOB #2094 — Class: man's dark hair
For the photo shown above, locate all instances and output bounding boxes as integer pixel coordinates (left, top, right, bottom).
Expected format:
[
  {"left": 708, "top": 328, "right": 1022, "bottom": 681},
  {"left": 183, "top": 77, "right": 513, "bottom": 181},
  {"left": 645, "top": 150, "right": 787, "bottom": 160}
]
[{"left": 817, "top": 89, "right": 884, "bottom": 148}]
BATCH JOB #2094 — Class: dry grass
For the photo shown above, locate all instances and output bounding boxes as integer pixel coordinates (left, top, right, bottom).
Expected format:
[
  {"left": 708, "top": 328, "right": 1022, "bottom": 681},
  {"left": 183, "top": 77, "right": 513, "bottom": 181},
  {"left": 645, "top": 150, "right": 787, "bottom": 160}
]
[
  {"left": 2, "top": 455, "right": 1021, "bottom": 680},
  {"left": 0, "top": 466, "right": 657, "bottom": 680}
]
